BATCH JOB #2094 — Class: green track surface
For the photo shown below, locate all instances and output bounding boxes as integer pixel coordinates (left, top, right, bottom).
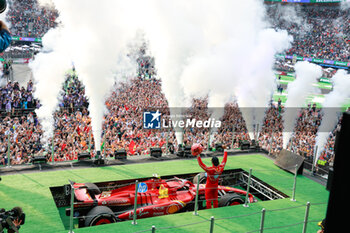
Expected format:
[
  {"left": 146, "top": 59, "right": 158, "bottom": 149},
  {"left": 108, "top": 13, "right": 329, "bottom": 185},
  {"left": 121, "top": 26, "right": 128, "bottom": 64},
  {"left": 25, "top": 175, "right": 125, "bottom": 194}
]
[
  {"left": 273, "top": 74, "right": 350, "bottom": 109},
  {"left": 0, "top": 154, "right": 329, "bottom": 233},
  {"left": 276, "top": 75, "right": 332, "bottom": 90}
]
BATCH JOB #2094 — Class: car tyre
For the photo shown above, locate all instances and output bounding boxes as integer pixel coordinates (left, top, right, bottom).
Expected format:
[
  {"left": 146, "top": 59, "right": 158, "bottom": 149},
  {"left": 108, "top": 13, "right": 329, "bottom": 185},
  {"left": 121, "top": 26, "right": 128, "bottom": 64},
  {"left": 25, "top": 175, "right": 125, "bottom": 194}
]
[
  {"left": 218, "top": 193, "right": 244, "bottom": 207},
  {"left": 193, "top": 173, "right": 206, "bottom": 184},
  {"left": 84, "top": 206, "right": 117, "bottom": 227}
]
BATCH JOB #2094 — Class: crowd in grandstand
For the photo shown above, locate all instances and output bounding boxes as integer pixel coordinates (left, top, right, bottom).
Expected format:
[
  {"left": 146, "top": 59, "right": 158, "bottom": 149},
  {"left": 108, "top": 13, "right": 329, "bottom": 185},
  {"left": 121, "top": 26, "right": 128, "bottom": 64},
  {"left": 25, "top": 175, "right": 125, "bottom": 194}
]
[
  {"left": 0, "top": 57, "right": 341, "bottom": 171},
  {"left": 60, "top": 72, "right": 89, "bottom": 111},
  {"left": 4, "top": 0, "right": 350, "bottom": 63},
  {"left": 52, "top": 109, "right": 90, "bottom": 162},
  {"left": 1, "top": 2, "right": 346, "bottom": 174},
  {"left": 0, "top": 80, "right": 36, "bottom": 114},
  {"left": 0, "top": 113, "right": 41, "bottom": 165},
  {"left": 267, "top": 5, "right": 350, "bottom": 62},
  {"left": 6, "top": 0, "right": 58, "bottom": 38},
  {"left": 0, "top": 70, "right": 341, "bottom": 169}
]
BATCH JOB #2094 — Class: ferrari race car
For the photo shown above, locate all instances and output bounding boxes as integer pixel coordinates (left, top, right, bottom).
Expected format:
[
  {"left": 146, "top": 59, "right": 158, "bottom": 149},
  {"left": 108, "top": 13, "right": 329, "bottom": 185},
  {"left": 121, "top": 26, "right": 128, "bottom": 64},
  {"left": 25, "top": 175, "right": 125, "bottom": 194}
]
[{"left": 66, "top": 176, "right": 256, "bottom": 227}]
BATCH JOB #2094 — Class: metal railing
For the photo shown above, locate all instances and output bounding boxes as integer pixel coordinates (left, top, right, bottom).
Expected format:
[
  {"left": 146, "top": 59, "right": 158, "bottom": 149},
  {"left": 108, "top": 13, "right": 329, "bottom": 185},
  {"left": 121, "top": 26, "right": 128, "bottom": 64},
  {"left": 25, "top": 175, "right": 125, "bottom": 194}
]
[{"left": 134, "top": 202, "right": 322, "bottom": 233}]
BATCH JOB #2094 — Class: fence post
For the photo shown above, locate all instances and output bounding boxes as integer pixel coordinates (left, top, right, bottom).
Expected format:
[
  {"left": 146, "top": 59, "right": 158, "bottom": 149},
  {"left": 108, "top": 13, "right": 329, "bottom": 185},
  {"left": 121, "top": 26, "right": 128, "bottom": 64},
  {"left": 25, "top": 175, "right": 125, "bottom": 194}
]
[
  {"left": 69, "top": 184, "right": 74, "bottom": 233},
  {"left": 132, "top": 180, "right": 139, "bottom": 225},
  {"left": 151, "top": 225, "right": 156, "bottom": 233},
  {"left": 209, "top": 216, "right": 215, "bottom": 233},
  {"left": 102, "top": 134, "right": 106, "bottom": 161},
  {"left": 302, "top": 202, "right": 311, "bottom": 233},
  {"left": 193, "top": 175, "right": 200, "bottom": 215},
  {"left": 231, "top": 133, "right": 235, "bottom": 149},
  {"left": 207, "top": 130, "right": 211, "bottom": 152},
  {"left": 51, "top": 134, "right": 55, "bottom": 165},
  {"left": 244, "top": 168, "right": 252, "bottom": 207},
  {"left": 7, "top": 133, "right": 11, "bottom": 167},
  {"left": 311, "top": 146, "right": 318, "bottom": 175},
  {"left": 88, "top": 129, "right": 92, "bottom": 153},
  {"left": 166, "top": 128, "right": 169, "bottom": 155},
  {"left": 259, "top": 208, "right": 266, "bottom": 233},
  {"left": 291, "top": 164, "right": 298, "bottom": 201}
]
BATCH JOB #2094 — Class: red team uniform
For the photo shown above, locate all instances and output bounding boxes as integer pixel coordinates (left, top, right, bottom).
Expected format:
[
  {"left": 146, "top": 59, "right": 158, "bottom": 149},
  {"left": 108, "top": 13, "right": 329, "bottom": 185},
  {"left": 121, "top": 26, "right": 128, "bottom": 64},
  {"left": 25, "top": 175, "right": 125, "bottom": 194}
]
[{"left": 197, "top": 151, "right": 228, "bottom": 208}]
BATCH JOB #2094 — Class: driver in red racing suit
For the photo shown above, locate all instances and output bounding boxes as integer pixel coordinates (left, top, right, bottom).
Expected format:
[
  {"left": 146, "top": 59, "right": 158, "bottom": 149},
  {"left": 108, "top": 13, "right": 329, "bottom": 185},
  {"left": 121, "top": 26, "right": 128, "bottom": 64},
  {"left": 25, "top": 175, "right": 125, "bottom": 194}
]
[{"left": 191, "top": 144, "right": 227, "bottom": 209}]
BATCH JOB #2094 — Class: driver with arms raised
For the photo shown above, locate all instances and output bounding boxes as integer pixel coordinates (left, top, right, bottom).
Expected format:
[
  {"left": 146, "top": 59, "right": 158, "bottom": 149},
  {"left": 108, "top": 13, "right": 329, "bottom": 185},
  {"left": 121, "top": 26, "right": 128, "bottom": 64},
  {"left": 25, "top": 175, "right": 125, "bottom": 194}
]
[{"left": 191, "top": 143, "right": 227, "bottom": 209}]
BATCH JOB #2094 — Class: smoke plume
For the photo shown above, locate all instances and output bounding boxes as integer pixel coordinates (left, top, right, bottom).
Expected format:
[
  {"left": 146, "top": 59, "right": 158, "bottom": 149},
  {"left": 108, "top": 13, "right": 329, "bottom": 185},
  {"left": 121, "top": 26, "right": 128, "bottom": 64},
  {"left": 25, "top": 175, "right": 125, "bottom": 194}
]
[
  {"left": 33, "top": 0, "right": 292, "bottom": 149},
  {"left": 282, "top": 61, "right": 322, "bottom": 149},
  {"left": 315, "top": 70, "right": 350, "bottom": 164},
  {"left": 142, "top": 0, "right": 292, "bottom": 141},
  {"left": 30, "top": 29, "right": 71, "bottom": 147},
  {"left": 34, "top": 0, "right": 137, "bottom": 149}
]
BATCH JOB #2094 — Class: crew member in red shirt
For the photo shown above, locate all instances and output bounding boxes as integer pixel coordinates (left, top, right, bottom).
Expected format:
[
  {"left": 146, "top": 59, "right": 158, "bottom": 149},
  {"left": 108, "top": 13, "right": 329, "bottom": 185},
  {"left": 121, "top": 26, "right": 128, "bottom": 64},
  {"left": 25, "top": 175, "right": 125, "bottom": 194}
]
[{"left": 191, "top": 143, "right": 228, "bottom": 209}]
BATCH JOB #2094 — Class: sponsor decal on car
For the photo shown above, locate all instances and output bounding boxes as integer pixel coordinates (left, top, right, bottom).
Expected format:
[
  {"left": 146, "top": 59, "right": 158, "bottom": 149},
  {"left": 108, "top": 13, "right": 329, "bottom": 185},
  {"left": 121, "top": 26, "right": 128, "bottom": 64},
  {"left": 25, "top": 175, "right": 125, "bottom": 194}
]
[
  {"left": 100, "top": 191, "right": 112, "bottom": 198},
  {"left": 128, "top": 208, "right": 149, "bottom": 219},
  {"left": 137, "top": 208, "right": 149, "bottom": 217},
  {"left": 158, "top": 184, "right": 169, "bottom": 198},
  {"left": 152, "top": 206, "right": 165, "bottom": 211},
  {"left": 137, "top": 182, "right": 148, "bottom": 193}
]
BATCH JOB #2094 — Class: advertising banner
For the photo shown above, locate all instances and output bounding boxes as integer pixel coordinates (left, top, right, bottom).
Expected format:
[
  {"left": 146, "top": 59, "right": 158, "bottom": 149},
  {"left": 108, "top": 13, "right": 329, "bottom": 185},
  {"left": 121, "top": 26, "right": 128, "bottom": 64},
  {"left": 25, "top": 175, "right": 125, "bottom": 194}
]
[{"left": 276, "top": 54, "right": 350, "bottom": 68}]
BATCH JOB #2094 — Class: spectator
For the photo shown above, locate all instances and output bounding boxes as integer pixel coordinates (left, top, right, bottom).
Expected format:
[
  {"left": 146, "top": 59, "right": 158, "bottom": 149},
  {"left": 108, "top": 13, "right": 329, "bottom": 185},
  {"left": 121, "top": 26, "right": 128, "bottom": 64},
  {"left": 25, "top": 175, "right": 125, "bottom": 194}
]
[
  {"left": 0, "top": 20, "right": 11, "bottom": 52},
  {"left": 267, "top": 4, "right": 350, "bottom": 62},
  {"left": 6, "top": 0, "right": 58, "bottom": 38}
]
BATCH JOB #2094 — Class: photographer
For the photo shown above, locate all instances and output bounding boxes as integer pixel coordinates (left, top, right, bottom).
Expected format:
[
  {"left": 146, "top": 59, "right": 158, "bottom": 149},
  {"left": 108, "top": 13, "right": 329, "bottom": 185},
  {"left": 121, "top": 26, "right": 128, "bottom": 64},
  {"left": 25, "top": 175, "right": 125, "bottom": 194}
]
[
  {"left": 0, "top": 207, "right": 25, "bottom": 233},
  {"left": 0, "top": 20, "right": 11, "bottom": 53}
]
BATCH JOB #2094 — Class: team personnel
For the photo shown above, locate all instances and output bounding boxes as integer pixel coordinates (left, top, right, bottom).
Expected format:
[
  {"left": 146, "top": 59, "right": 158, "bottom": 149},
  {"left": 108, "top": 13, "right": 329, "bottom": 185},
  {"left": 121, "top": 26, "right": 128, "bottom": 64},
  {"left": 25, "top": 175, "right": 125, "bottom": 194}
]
[
  {"left": 191, "top": 143, "right": 228, "bottom": 209},
  {"left": 0, "top": 20, "right": 11, "bottom": 52}
]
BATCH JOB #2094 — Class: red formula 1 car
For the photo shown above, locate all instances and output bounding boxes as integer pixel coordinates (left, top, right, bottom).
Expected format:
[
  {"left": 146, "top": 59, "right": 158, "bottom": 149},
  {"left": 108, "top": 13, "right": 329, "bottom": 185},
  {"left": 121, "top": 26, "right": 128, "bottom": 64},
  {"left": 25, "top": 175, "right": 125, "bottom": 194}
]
[{"left": 66, "top": 176, "right": 256, "bottom": 227}]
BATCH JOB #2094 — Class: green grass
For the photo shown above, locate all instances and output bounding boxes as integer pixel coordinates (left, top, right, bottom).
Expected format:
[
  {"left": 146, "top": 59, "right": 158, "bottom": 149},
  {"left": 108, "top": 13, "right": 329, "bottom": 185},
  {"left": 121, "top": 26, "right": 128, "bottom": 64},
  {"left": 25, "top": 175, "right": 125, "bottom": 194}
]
[
  {"left": 273, "top": 92, "right": 350, "bottom": 109},
  {"left": 0, "top": 154, "right": 329, "bottom": 233},
  {"left": 276, "top": 74, "right": 332, "bottom": 90}
]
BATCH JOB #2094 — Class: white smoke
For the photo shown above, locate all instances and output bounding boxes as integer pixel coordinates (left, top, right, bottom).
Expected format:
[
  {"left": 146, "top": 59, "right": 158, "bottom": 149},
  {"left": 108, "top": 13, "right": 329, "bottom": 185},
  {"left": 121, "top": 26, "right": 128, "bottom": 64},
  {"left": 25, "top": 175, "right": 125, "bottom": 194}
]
[
  {"left": 282, "top": 61, "right": 322, "bottom": 149},
  {"left": 37, "top": 0, "right": 54, "bottom": 8},
  {"left": 142, "top": 0, "right": 292, "bottom": 142},
  {"left": 341, "top": 0, "right": 350, "bottom": 10},
  {"left": 314, "top": 70, "right": 350, "bottom": 164},
  {"left": 34, "top": 0, "right": 138, "bottom": 150},
  {"left": 235, "top": 28, "right": 292, "bottom": 140},
  {"left": 33, "top": 0, "right": 292, "bottom": 149},
  {"left": 139, "top": 1, "right": 204, "bottom": 145},
  {"left": 30, "top": 29, "right": 71, "bottom": 147},
  {"left": 267, "top": 4, "right": 311, "bottom": 36}
]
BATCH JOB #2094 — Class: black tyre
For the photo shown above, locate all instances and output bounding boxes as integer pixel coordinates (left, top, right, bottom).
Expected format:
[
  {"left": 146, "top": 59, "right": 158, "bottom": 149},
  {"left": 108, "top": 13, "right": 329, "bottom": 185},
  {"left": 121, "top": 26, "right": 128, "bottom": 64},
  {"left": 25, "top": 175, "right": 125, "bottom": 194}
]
[
  {"left": 193, "top": 173, "right": 206, "bottom": 184},
  {"left": 218, "top": 193, "right": 244, "bottom": 207},
  {"left": 84, "top": 206, "right": 117, "bottom": 227}
]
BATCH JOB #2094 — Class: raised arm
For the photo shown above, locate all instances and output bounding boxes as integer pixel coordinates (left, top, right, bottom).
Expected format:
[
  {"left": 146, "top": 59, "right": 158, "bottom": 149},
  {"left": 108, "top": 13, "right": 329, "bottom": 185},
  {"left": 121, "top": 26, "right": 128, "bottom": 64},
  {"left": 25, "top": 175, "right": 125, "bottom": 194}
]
[
  {"left": 221, "top": 151, "right": 228, "bottom": 167},
  {"left": 197, "top": 154, "right": 208, "bottom": 171}
]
